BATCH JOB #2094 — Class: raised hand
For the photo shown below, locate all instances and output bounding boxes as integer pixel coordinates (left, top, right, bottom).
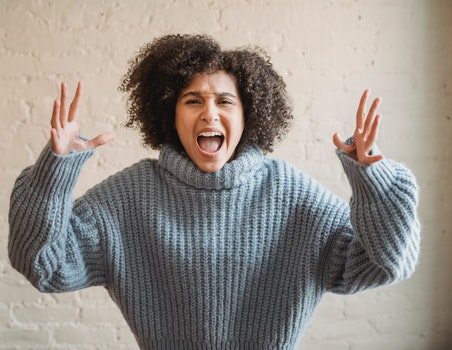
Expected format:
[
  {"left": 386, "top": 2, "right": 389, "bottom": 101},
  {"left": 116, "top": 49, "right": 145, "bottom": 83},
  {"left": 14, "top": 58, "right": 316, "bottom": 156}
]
[
  {"left": 332, "top": 89, "right": 384, "bottom": 165},
  {"left": 50, "top": 82, "right": 114, "bottom": 155}
]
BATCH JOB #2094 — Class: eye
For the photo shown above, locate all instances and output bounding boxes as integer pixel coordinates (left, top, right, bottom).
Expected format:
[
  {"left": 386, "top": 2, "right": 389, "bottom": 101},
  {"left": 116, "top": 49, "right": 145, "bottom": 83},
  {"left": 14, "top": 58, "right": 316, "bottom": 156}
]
[
  {"left": 218, "top": 99, "right": 233, "bottom": 105},
  {"left": 185, "top": 99, "right": 201, "bottom": 105}
]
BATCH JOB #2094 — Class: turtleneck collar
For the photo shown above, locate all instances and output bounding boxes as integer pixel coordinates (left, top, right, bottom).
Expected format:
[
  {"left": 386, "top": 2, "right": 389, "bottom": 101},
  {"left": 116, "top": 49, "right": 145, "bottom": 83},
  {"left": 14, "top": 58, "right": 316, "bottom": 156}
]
[{"left": 158, "top": 144, "right": 266, "bottom": 190}]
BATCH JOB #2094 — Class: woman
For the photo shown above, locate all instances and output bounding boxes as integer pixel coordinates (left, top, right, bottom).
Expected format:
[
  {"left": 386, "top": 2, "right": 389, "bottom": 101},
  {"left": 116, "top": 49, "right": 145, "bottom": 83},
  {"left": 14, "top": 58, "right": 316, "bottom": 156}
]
[{"left": 9, "top": 34, "right": 420, "bottom": 349}]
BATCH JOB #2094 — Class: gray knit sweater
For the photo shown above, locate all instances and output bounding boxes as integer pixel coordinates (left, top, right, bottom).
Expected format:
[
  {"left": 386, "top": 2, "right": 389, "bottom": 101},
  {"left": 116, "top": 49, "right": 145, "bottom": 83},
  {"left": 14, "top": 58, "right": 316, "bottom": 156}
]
[{"left": 8, "top": 142, "right": 420, "bottom": 349}]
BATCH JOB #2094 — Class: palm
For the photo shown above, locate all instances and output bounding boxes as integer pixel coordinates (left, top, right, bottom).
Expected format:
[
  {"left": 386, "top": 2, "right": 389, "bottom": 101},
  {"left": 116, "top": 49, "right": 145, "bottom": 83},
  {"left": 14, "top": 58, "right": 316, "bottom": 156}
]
[{"left": 50, "top": 82, "right": 113, "bottom": 155}]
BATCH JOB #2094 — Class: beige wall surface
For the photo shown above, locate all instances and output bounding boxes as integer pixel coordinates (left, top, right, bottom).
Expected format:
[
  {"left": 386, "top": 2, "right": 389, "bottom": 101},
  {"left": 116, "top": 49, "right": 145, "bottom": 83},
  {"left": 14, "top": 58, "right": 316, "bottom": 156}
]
[{"left": 1, "top": 0, "right": 451, "bottom": 349}]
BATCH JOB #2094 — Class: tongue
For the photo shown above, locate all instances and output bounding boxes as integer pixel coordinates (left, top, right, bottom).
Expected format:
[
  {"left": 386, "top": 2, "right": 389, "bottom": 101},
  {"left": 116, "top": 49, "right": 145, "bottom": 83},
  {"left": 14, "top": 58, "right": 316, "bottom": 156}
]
[{"left": 198, "top": 136, "right": 222, "bottom": 153}]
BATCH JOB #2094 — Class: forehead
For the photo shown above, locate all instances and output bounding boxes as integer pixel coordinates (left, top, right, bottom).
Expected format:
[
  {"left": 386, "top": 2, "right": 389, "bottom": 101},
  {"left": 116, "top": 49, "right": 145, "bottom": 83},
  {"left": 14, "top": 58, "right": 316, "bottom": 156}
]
[{"left": 181, "top": 70, "right": 239, "bottom": 94}]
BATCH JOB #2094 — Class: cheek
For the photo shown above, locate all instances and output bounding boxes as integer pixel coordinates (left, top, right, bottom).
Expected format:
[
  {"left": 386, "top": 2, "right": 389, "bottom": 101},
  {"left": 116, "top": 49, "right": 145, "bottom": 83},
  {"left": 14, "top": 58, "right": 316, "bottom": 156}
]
[
  {"left": 235, "top": 116, "right": 245, "bottom": 139},
  {"left": 175, "top": 112, "right": 197, "bottom": 146},
  {"left": 174, "top": 109, "right": 187, "bottom": 134}
]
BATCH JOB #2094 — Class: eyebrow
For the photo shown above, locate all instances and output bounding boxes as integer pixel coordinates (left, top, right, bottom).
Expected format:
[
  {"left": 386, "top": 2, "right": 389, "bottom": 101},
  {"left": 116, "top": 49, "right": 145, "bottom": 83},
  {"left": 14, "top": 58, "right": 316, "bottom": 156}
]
[{"left": 180, "top": 91, "right": 238, "bottom": 99}]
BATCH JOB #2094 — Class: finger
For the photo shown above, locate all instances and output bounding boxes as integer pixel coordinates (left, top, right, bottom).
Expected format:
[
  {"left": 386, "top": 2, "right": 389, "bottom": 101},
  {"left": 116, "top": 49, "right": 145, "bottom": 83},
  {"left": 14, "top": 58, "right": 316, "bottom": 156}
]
[
  {"left": 59, "top": 82, "right": 68, "bottom": 127},
  {"left": 68, "top": 81, "right": 83, "bottom": 123},
  {"left": 356, "top": 89, "right": 370, "bottom": 131},
  {"left": 332, "top": 132, "right": 345, "bottom": 149},
  {"left": 85, "top": 132, "right": 115, "bottom": 149},
  {"left": 50, "top": 128, "right": 61, "bottom": 154},
  {"left": 51, "top": 99, "right": 60, "bottom": 129},
  {"left": 365, "top": 114, "right": 382, "bottom": 149},
  {"left": 363, "top": 97, "right": 381, "bottom": 140},
  {"left": 363, "top": 153, "right": 384, "bottom": 165},
  {"left": 332, "top": 132, "right": 355, "bottom": 152}
]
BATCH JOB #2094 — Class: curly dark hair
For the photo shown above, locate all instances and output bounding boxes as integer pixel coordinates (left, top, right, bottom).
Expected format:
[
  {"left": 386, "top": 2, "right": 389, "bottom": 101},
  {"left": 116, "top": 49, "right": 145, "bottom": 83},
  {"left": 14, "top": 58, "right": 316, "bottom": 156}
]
[{"left": 119, "top": 34, "right": 293, "bottom": 153}]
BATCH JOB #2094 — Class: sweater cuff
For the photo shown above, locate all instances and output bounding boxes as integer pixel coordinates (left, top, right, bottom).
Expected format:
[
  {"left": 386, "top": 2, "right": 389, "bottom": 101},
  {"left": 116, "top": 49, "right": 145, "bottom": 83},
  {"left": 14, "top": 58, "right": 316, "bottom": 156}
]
[
  {"left": 28, "top": 142, "right": 95, "bottom": 196},
  {"left": 335, "top": 149, "right": 401, "bottom": 202}
]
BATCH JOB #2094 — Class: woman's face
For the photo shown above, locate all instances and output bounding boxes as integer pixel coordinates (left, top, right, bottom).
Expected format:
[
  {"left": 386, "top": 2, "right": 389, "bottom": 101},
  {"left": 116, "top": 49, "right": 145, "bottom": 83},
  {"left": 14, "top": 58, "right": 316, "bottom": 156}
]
[{"left": 175, "top": 70, "right": 245, "bottom": 173}]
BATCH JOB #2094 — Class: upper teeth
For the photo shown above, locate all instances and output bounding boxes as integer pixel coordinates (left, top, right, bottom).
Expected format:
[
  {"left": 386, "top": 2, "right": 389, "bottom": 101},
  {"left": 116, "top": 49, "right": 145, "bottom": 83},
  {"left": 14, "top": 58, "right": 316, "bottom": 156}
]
[{"left": 199, "top": 132, "right": 222, "bottom": 137}]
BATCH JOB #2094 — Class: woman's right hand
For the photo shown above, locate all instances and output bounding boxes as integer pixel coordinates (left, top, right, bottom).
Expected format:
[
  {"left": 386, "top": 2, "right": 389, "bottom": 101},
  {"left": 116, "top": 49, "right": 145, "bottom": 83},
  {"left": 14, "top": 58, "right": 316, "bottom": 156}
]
[{"left": 50, "top": 82, "right": 114, "bottom": 155}]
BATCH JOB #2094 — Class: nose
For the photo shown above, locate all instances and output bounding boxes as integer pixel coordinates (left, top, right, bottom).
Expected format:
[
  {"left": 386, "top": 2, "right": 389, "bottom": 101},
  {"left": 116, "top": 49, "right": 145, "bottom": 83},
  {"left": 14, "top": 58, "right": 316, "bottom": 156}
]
[{"left": 201, "top": 101, "right": 219, "bottom": 123}]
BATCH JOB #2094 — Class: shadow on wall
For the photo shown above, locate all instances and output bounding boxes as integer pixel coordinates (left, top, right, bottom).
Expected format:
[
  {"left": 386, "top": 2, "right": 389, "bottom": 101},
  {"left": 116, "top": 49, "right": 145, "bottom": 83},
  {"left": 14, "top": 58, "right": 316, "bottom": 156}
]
[{"left": 424, "top": 2, "right": 452, "bottom": 348}]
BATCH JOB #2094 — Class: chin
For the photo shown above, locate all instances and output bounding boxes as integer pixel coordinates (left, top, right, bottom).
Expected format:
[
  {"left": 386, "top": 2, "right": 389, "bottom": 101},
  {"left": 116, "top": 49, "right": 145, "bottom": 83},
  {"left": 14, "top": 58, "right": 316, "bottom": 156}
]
[{"left": 192, "top": 144, "right": 233, "bottom": 173}]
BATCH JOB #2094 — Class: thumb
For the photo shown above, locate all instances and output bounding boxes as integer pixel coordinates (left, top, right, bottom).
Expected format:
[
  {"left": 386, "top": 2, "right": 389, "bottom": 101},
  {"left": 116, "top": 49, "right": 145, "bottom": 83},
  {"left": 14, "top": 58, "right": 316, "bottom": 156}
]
[
  {"left": 332, "top": 132, "right": 344, "bottom": 149},
  {"left": 87, "top": 132, "right": 115, "bottom": 149}
]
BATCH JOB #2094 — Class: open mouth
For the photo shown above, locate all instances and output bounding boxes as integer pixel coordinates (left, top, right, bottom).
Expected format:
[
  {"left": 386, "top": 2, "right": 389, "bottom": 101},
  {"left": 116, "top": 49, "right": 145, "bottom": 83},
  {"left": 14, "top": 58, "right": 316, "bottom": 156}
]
[{"left": 197, "top": 131, "right": 224, "bottom": 153}]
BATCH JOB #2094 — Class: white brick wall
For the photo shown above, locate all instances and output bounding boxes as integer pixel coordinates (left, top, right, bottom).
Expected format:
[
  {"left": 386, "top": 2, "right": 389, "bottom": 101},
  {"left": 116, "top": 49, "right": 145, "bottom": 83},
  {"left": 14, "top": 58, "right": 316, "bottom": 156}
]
[{"left": 1, "top": 0, "right": 451, "bottom": 349}]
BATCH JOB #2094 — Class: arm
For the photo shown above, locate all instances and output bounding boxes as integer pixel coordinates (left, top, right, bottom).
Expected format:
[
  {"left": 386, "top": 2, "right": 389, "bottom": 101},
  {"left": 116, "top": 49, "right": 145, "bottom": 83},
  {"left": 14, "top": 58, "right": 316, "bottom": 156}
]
[
  {"left": 8, "top": 82, "right": 113, "bottom": 292},
  {"left": 322, "top": 90, "right": 420, "bottom": 293},
  {"left": 322, "top": 155, "right": 420, "bottom": 293}
]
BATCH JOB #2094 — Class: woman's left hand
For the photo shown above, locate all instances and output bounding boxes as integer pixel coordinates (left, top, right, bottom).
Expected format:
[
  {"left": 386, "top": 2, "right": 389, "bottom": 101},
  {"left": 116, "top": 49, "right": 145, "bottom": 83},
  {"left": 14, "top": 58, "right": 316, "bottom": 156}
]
[{"left": 333, "top": 89, "right": 384, "bottom": 165}]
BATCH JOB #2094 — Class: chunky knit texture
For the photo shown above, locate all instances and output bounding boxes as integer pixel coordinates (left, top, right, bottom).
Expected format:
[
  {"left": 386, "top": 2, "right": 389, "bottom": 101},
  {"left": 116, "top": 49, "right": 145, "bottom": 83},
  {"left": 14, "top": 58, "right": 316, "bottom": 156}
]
[{"left": 8, "top": 143, "right": 420, "bottom": 349}]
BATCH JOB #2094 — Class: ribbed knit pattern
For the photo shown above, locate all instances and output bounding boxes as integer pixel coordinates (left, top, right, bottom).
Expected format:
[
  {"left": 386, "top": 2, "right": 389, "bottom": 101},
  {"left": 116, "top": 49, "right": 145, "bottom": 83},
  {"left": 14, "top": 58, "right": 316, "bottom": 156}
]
[{"left": 8, "top": 143, "right": 420, "bottom": 350}]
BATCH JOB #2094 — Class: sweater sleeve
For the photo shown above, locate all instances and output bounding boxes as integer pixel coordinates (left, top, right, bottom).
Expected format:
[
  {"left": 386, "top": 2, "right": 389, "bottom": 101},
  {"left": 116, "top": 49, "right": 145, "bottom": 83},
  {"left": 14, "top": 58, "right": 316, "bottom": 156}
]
[
  {"left": 322, "top": 151, "right": 421, "bottom": 294},
  {"left": 8, "top": 143, "right": 107, "bottom": 293}
]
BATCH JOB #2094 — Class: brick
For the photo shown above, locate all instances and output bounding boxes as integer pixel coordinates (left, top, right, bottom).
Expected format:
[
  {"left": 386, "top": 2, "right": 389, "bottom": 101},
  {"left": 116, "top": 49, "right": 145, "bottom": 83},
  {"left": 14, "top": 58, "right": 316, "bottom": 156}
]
[
  {"left": 0, "top": 284, "right": 42, "bottom": 304},
  {"left": 52, "top": 325, "right": 117, "bottom": 345},
  {"left": 0, "top": 306, "right": 10, "bottom": 328},
  {"left": 12, "top": 305, "right": 79, "bottom": 324},
  {"left": 302, "top": 318, "right": 377, "bottom": 343},
  {"left": 80, "top": 305, "right": 126, "bottom": 324},
  {"left": 0, "top": 328, "right": 49, "bottom": 346},
  {"left": 0, "top": 55, "right": 39, "bottom": 77}
]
